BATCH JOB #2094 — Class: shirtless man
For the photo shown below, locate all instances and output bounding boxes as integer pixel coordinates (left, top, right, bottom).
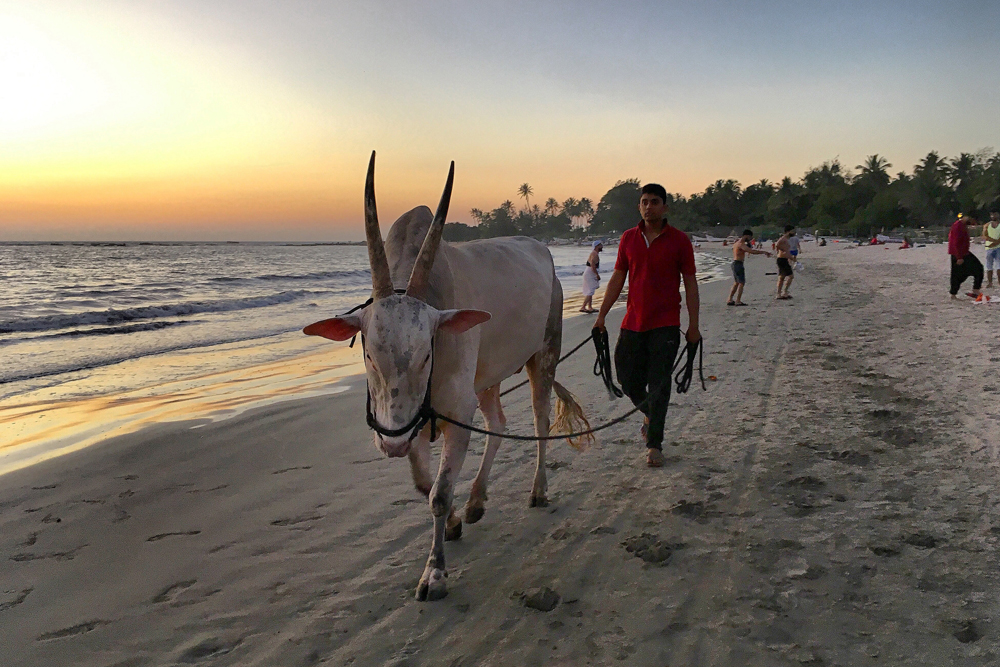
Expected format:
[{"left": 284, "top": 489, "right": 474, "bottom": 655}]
[
  {"left": 982, "top": 212, "right": 1000, "bottom": 289},
  {"left": 775, "top": 225, "right": 795, "bottom": 299},
  {"left": 727, "top": 228, "right": 771, "bottom": 306}
]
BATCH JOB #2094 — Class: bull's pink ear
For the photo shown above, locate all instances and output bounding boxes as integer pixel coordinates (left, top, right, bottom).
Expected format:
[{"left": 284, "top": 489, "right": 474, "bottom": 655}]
[
  {"left": 303, "top": 315, "right": 362, "bottom": 341},
  {"left": 438, "top": 309, "right": 491, "bottom": 334}
]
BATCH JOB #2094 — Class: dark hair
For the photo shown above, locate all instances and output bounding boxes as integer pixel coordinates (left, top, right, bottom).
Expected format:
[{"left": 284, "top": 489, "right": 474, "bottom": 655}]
[
  {"left": 641, "top": 183, "right": 668, "bottom": 203},
  {"left": 742, "top": 229, "right": 753, "bottom": 237},
  {"left": 784, "top": 225, "right": 795, "bottom": 233}
]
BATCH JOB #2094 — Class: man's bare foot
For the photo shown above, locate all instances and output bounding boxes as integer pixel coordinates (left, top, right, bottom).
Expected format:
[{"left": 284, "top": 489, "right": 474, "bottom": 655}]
[{"left": 646, "top": 448, "right": 664, "bottom": 468}]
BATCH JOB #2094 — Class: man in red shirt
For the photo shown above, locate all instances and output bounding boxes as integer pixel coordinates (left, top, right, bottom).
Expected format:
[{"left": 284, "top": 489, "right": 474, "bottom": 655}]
[
  {"left": 948, "top": 213, "right": 983, "bottom": 300},
  {"left": 595, "top": 184, "right": 701, "bottom": 467}
]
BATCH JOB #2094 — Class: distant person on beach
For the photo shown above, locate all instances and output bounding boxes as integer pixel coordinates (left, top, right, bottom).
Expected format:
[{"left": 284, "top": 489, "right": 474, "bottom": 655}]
[
  {"left": 595, "top": 183, "right": 700, "bottom": 468},
  {"left": 948, "top": 213, "right": 983, "bottom": 300},
  {"left": 786, "top": 229, "right": 801, "bottom": 264},
  {"left": 727, "top": 229, "right": 771, "bottom": 306},
  {"left": 580, "top": 240, "right": 603, "bottom": 313},
  {"left": 775, "top": 225, "right": 796, "bottom": 299},
  {"left": 982, "top": 212, "right": 1000, "bottom": 289}
]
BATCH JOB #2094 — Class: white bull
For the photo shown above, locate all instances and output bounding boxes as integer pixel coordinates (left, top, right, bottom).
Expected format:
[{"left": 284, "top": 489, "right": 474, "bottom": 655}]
[{"left": 304, "top": 153, "right": 588, "bottom": 601}]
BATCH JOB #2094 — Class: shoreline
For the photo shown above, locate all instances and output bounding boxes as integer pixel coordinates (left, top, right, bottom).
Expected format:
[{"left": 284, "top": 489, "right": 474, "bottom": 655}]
[{"left": 0, "top": 250, "right": 728, "bottom": 477}]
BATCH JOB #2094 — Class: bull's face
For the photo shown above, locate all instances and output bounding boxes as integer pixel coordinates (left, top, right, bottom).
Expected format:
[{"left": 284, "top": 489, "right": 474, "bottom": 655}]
[
  {"left": 305, "top": 295, "right": 489, "bottom": 458},
  {"left": 304, "top": 152, "right": 485, "bottom": 457}
]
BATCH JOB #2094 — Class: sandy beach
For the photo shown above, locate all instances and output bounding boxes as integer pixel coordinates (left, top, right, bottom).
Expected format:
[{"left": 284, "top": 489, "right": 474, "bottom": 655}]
[{"left": 3, "top": 242, "right": 1000, "bottom": 666}]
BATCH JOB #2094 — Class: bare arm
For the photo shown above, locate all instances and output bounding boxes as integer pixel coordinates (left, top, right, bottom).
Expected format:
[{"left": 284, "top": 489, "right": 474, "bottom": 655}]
[
  {"left": 682, "top": 273, "right": 701, "bottom": 343},
  {"left": 594, "top": 269, "right": 627, "bottom": 331},
  {"left": 746, "top": 247, "right": 771, "bottom": 256}
]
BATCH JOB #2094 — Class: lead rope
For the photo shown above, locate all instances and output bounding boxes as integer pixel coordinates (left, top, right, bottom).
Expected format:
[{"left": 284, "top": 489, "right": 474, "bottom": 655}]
[
  {"left": 338, "top": 295, "right": 704, "bottom": 442},
  {"left": 433, "top": 333, "right": 706, "bottom": 442}
]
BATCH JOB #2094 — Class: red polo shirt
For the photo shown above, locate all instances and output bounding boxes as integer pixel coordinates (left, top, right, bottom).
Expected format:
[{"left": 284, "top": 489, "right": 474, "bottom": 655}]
[{"left": 614, "top": 221, "right": 696, "bottom": 332}]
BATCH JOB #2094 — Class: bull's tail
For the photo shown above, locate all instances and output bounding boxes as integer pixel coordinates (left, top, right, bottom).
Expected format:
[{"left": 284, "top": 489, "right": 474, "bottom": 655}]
[{"left": 552, "top": 380, "right": 593, "bottom": 451}]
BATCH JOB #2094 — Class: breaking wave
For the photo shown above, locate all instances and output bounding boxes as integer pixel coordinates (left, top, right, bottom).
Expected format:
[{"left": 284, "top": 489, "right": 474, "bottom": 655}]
[{"left": 0, "top": 290, "right": 313, "bottom": 335}]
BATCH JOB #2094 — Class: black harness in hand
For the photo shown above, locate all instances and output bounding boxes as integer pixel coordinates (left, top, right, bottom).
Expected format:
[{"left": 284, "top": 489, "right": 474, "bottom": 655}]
[
  {"left": 591, "top": 326, "right": 624, "bottom": 398},
  {"left": 673, "top": 337, "right": 705, "bottom": 394}
]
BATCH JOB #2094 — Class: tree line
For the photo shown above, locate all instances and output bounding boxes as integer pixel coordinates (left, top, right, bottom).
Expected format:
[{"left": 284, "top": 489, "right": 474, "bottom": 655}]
[{"left": 444, "top": 149, "right": 1000, "bottom": 242}]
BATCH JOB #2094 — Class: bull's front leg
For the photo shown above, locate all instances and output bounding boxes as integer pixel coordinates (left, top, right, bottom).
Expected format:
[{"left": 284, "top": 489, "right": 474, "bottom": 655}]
[
  {"left": 416, "top": 418, "right": 472, "bottom": 602},
  {"left": 409, "top": 426, "right": 462, "bottom": 542},
  {"left": 407, "top": 427, "right": 434, "bottom": 497}
]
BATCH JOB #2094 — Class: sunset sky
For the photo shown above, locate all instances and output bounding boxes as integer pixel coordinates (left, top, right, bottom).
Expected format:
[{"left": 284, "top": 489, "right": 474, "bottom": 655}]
[{"left": 2, "top": 0, "right": 998, "bottom": 241}]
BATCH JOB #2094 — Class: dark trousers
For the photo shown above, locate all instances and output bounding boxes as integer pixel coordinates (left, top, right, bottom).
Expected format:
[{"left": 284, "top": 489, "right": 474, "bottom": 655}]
[
  {"left": 950, "top": 254, "right": 983, "bottom": 295},
  {"left": 614, "top": 326, "right": 680, "bottom": 450}
]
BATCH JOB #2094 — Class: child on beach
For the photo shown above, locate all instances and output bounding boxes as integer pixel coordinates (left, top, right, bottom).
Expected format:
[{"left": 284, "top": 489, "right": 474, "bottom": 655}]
[{"left": 727, "top": 229, "right": 771, "bottom": 306}]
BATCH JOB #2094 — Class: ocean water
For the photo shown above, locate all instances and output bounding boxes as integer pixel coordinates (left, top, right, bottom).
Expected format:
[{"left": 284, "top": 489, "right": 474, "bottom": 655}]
[
  {"left": 1, "top": 242, "right": 727, "bottom": 404},
  {"left": 0, "top": 241, "right": 727, "bottom": 472}
]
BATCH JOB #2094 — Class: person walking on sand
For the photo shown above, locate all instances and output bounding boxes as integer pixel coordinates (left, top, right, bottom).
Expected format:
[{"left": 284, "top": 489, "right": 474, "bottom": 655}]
[
  {"left": 728, "top": 229, "right": 771, "bottom": 306},
  {"left": 580, "top": 240, "right": 603, "bottom": 313},
  {"left": 786, "top": 228, "right": 802, "bottom": 266},
  {"left": 595, "top": 183, "right": 701, "bottom": 468},
  {"left": 982, "top": 212, "right": 1000, "bottom": 289},
  {"left": 949, "top": 213, "right": 984, "bottom": 299},
  {"left": 775, "top": 225, "right": 796, "bottom": 299}
]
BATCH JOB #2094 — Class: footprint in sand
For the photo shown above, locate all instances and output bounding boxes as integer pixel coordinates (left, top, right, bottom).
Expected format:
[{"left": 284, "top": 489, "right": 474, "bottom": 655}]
[
  {"left": 36, "top": 619, "right": 110, "bottom": 641},
  {"left": 902, "top": 532, "right": 939, "bottom": 549},
  {"left": 272, "top": 466, "right": 312, "bottom": 474},
  {"left": 0, "top": 587, "right": 32, "bottom": 611},
  {"left": 270, "top": 514, "right": 322, "bottom": 527},
  {"left": 621, "top": 533, "right": 683, "bottom": 565},
  {"left": 152, "top": 580, "right": 197, "bottom": 604},
  {"left": 146, "top": 531, "right": 201, "bottom": 542},
  {"left": 11, "top": 545, "right": 88, "bottom": 562}
]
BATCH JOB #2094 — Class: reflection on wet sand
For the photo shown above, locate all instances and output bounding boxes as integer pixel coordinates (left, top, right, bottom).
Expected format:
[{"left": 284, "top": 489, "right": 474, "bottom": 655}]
[{"left": 0, "top": 341, "right": 363, "bottom": 476}]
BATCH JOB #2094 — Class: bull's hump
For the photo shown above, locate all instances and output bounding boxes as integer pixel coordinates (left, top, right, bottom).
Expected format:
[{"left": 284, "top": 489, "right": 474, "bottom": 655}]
[{"left": 385, "top": 206, "right": 435, "bottom": 284}]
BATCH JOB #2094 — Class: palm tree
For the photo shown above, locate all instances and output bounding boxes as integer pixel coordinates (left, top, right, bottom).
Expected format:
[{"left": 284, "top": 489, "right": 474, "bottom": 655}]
[
  {"left": 577, "top": 198, "right": 594, "bottom": 226},
  {"left": 856, "top": 154, "right": 892, "bottom": 189},
  {"left": 517, "top": 183, "right": 534, "bottom": 212},
  {"left": 562, "top": 197, "right": 579, "bottom": 219},
  {"left": 947, "top": 152, "right": 981, "bottom": 189},
  {"left": 914, "top": 151, "right": 947, "bottom": 185},
  {"left": 544, "top": 197, "right": 560, "bottom": 217}
]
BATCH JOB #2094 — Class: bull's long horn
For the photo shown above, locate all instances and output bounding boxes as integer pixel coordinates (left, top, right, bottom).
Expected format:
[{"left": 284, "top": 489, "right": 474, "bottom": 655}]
[
  {"left": 406, "top": 161, "right": 454, "bottom": 300},
  {"left": 365, "top": 151, "right": 395, "bottom": 299}
]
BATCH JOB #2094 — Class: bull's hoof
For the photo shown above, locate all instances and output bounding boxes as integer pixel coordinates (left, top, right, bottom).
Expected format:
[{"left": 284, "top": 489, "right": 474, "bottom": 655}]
[
  {"left": 464, "top": 501, "right": 485, "bottom": 525},
  {"left": 529, "top": 494, "right": 549, "bottom": 508},
  {"left": 445, "top": 518, "right": 463, "bottom": 541},
  {"left": 416, "top": 568, "right": 448, "bottom": 601}
]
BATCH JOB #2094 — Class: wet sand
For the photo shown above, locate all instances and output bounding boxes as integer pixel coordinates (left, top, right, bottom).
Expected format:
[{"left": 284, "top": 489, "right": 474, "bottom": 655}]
[{"left": 2, "top": 243, "right": 999, "bottom": 666}]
